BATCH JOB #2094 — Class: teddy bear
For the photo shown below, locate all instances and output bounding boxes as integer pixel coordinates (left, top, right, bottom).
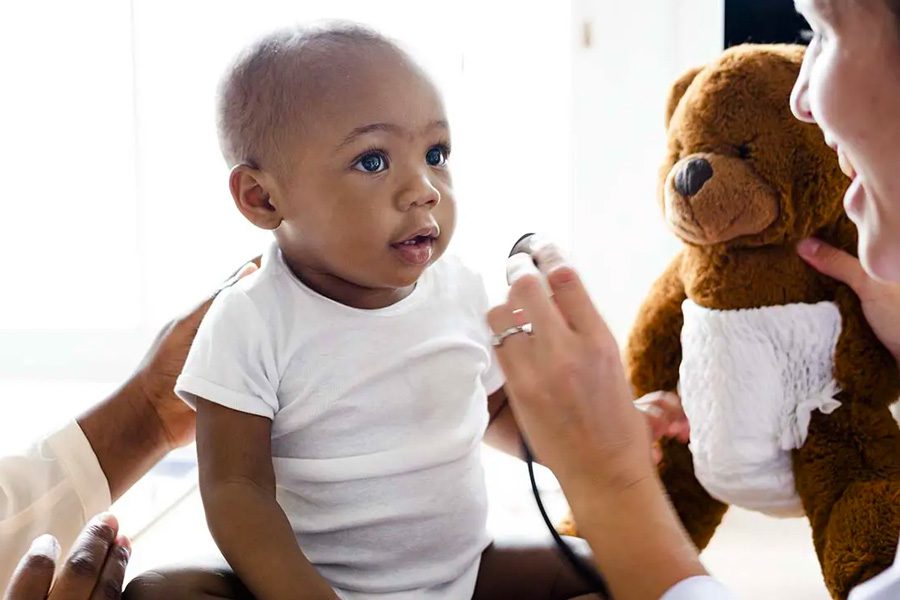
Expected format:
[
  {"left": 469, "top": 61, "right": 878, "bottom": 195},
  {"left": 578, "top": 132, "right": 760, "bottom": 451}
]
[{"left": 561, "top": 44, "right": 900, "bottom": 599}]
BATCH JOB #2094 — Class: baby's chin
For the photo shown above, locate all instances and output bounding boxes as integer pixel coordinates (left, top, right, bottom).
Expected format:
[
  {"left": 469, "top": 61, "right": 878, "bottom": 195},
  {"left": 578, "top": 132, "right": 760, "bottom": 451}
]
[{"left": 381, "top": 261, "right": 434, "bottom": 288}]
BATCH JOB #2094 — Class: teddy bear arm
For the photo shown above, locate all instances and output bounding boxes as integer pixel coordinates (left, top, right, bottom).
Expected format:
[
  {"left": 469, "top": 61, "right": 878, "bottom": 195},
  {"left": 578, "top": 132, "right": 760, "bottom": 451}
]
[
  {"left": 626, "top": 255, "right": 687, "bottom": 398},
  {"left": 793, "top": 404, "right": 900, "bottom": 599},
  {"left": 658, "top": 438, "right": 728, "bottom": 550}
]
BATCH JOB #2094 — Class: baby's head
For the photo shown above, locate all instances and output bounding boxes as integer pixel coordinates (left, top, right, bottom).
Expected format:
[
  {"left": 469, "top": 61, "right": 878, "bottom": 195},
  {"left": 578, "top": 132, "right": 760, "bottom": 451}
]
[{"left": 217, "top": 23, "right": 455, "bottom": 306}]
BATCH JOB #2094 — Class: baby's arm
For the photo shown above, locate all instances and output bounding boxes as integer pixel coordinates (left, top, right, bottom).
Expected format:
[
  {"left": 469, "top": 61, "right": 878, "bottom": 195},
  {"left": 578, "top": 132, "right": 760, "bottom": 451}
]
[
  {"left": 196, "top": 399, "right": 338, "bottom": 600},
  {"left": 485, "top": 387, "right": 690, "bottom": 465},
  {"left": 483, "top": 388, "right": 526, "bottom": 458}
]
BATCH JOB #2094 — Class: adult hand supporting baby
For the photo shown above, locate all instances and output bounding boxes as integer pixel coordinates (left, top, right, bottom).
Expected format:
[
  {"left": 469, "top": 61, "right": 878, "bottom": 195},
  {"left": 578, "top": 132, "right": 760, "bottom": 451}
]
[
  {"left": 798, "top": 238, "right": 900, "bottom": 369},
  {"left": 4, "top": 514, "right": 130, "bottom": 600},
  {"left": 77, "top": 258, "right": 260, "bottom": 501},
  {"left": 487, "top": 265, "right": 706, "bottom": 600}
]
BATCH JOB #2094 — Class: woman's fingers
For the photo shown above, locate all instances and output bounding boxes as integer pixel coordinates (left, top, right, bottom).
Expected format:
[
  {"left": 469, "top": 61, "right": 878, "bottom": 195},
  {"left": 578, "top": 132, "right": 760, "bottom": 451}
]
[
  {"left": 86, "top": 536, "right": 130, "bottom": 600},
  {"left": 797, "top": 238, "right": 867, "bottom": 294},
  {"left": 487, "top": 302, "right": 536, "bottom": 383},
  {"left": 545, "top": 265, "right": 608, "bottom": 340},
  {"left": 49, "top": 514, "right": 119, "bottom": 599},
  {"left": 506, "top": 274, "right": 569, "bottom": 351},
  {"left": 4, "top": 535, "right": 60, "bottom": 600}
]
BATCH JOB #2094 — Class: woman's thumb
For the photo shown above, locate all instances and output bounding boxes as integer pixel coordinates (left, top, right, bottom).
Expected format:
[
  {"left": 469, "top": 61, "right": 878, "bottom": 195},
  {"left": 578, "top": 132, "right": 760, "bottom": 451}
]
[{"left": 797, "top": 238, "right": 865, "bottom": 293}]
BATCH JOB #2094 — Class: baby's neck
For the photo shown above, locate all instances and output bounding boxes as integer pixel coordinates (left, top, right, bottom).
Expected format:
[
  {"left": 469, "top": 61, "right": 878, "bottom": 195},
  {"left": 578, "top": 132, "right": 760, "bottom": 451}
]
[{"left": 282, "top": 254, "right": 415, "bottom": 310}]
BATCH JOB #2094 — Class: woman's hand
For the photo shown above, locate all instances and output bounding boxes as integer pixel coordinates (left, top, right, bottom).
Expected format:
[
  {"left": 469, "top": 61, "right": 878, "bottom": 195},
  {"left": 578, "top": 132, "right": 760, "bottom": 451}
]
[
  {"left": 487, "top": 265, "right": 654, "bottom": 505},
  {"left": 799, "top": 238, "right": 900, "bottom": 369},
  {"left": 133, "top": 260, "right": 260, "bottom": 449},
  {"left": 488, "top": 265, "right": 709, "bottom": 600},
  {"left": 4, "top": 514, "right": 130, "bottom": 600}
]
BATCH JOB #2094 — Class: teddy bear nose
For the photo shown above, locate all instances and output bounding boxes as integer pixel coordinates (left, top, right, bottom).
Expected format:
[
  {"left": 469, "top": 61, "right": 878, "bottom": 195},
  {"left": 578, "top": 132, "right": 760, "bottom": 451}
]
[{"left": 674, "top": 158, "right": 714, "bottom": 197}]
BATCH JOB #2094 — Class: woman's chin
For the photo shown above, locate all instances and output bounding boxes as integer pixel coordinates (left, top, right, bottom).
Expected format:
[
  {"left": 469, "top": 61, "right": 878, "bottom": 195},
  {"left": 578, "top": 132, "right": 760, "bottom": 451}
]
[
  {"left": 851, "top": 182, "right": 900, "bottom": 282},
  {"left": 859, "top": 234, "right": 900, "bottom": 283}
]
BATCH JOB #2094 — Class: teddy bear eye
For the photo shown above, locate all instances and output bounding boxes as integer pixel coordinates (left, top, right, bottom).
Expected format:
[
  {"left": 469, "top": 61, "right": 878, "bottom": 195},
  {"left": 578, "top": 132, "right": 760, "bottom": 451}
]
[{"left": 738, "top": 144, "right": 752, "bottom": 160}]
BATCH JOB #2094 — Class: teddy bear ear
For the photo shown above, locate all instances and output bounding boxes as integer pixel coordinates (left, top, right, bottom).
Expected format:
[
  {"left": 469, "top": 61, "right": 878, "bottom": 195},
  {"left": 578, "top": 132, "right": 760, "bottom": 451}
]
[{"left": 665, "top": 66, "right": 704, "bottom": 129}]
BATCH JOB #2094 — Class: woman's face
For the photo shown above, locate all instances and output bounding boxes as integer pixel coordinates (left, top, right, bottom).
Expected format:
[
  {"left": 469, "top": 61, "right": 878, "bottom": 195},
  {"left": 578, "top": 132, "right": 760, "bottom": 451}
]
[{"left": 791, "top": 0, "right": 900, "bottom": 281}]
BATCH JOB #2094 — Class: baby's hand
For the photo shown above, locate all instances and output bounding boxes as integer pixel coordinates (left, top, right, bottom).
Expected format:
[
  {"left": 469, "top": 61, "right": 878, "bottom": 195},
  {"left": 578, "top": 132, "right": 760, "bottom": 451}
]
[{"left": 634, "top": 391, "right": 690, "bottom": 464}]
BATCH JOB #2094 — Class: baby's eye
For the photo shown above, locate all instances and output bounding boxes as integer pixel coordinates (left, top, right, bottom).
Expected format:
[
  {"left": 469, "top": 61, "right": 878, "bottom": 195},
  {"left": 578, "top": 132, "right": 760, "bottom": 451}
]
[
  {"left": 426, "top": 146, "right": 448, "bottom": 167},
  {"left": 353, "top": 152, "right": 388, "bottom": 173}
]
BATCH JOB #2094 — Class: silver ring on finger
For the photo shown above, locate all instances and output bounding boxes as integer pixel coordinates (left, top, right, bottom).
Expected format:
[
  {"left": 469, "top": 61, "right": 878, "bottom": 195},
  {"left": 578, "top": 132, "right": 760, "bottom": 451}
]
[{"left": 491, "top": 322, "right": 533, "bottom": 347}]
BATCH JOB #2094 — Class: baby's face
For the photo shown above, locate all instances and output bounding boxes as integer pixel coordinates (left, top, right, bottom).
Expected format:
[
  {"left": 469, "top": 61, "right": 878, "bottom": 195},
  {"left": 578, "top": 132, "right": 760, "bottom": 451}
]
[
  {"left": 791, "top": 0, "right": 900, "bottom": 281},
  {"left": 271, "top": 45, "right": 455, "bottom": 303}
]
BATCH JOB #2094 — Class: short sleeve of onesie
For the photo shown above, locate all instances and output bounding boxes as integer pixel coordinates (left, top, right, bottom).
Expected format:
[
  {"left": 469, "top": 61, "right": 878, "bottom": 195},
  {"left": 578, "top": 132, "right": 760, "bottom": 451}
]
[
  {"left": 466, "top": 268, "right": 505, "bottom": 396},
  {"left": 176, "top": 286, "right": 279, "bottom": 420}
]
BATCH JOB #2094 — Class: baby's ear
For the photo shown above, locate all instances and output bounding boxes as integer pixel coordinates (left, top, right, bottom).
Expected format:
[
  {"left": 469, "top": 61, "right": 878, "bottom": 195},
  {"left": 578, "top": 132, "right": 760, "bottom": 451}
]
[
  {"left": 665, "top": 66, "right": 703, "bottom": 130},
  {"left": 229, "top": 164, "right": 282, "bottom": 230}
]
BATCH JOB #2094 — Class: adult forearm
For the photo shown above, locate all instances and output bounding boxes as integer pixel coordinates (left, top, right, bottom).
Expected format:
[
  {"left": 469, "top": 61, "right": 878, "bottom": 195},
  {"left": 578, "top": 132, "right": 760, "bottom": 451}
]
[
  {"left": 203, "top": 480, "right": 337, "bottom": 600},
  {"left": 76, "top": 378, "right": 171, "bottom": 502},
  {"left": 566, "top": 475, "right": 707, "bottom": 600}
]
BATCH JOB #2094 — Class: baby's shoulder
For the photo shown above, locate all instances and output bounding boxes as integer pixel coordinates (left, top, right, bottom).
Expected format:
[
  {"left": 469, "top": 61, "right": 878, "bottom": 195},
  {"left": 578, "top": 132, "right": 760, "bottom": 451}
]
[{"left": 205, "top": 255, "right": 293, "bottom": 330}]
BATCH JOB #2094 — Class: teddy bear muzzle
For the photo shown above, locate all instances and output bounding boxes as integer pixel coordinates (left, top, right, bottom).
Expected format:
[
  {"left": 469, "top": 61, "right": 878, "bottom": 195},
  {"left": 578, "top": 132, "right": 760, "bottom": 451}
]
[{"left": 664, "top": 152, "right": 780, "bottom": 246}]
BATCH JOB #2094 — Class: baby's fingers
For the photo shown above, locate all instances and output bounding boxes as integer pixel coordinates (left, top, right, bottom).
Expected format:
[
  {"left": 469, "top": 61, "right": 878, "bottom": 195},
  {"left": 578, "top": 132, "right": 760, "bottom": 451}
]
[{"left": 635, "top": 391, "right": 689, "bottom": 443}]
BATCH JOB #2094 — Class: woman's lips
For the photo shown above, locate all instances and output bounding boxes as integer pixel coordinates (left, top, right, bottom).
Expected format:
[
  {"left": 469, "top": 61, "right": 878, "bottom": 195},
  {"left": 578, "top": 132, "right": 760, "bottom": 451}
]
[
  {"left": 830, "top": 142, "right": 858, "bottom": 181},
  {"left": 838, "top": 150, "right": 858, "bottom": 181}
]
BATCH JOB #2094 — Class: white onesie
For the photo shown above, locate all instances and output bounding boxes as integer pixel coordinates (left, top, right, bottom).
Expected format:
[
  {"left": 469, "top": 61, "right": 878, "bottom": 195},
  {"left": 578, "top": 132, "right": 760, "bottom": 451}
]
[
  {"left": 176, "top": 243, "right": 504, "bottom": 599},
  {"left": 678, "top": 299, "right": 843, "bottom": 517}
]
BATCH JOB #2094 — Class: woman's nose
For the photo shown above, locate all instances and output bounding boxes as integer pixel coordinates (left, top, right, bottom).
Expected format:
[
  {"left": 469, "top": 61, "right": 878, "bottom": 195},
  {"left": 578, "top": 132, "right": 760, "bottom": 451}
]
[{"left": 790, "top": 72, "right": 815, "bottom": 124}]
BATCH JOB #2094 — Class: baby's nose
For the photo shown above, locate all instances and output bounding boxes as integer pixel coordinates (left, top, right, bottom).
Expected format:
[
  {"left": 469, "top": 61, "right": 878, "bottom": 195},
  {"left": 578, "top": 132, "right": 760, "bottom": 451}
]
[{"left": 674, "top": 157, "right": 713, "bottom": 197}]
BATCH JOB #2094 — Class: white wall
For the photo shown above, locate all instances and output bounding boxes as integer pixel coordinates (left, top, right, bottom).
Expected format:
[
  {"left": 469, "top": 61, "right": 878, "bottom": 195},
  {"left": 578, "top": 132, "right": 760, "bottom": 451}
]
[
  {"left": 0, "top": 1, "right": 725, "bottom": 445},
  {"left": 128, "top": 0, "right": 575, "bottom": 315},
  {"left": 0, "top": 0, "right": 575, "bottom": 385},
  {"left": 570, "top": 0, "right": 724, "bottom": 342},
  {"left": 0, "top": 1, "right": 577, "bottom": 455}
]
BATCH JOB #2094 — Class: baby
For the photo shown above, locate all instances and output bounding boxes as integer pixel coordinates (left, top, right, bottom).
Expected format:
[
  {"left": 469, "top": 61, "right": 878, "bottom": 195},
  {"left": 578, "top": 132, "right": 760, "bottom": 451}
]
[{"left": 123, "top": 23, "right": 601, "bottom": 600}]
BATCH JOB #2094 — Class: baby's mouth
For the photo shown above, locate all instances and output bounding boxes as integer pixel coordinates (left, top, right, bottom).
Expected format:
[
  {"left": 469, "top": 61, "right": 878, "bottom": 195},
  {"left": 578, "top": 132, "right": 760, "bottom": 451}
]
[{"left": 391, "top": 235, "right": 436, "bottom": 266}]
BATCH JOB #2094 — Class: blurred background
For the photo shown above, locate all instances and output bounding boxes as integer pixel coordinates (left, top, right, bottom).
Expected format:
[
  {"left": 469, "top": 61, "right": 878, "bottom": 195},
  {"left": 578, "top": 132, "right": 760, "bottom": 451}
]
[{"left": 0, "top": 0, "right": 828, "bottom": 597}]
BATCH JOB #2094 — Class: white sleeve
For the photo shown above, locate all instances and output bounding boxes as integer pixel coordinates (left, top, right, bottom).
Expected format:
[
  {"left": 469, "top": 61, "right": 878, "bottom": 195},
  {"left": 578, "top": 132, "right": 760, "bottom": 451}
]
[
  {"left": 466, "top": 268, "right": 505, "bottom": 395},
  {"left": 176, "top": 287, "right": 280, "bottom": 420},
  {"left": 0, "top": 422, "right": 111, "bottom": 595},
  {"left": 660, "top": 576, "right": 737, "bottom": 600},
  {"left": 848, "top": 536, "right": 900, "bottom": 599},
  {"left": 483, "top": 347, "right": 505, "bottom": 395}
]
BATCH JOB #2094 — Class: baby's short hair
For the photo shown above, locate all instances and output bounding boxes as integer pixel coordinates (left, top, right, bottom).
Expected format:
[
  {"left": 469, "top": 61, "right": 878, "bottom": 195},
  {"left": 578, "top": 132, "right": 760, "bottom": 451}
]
[{"left": 216, "top": 22, "right": 396, "bottom": 171}]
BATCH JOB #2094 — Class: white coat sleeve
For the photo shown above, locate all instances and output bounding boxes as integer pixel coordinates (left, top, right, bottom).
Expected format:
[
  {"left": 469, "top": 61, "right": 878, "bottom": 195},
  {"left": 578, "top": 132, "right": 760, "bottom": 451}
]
[
  {"left": 848, "top": 536, "right": 900, "bottom": 600},
  {"left": 0, "top": 421, "right": 111, "bottom": 593},
  {"left": 660, "top": 575, "right": 738, "bottom": 600}
]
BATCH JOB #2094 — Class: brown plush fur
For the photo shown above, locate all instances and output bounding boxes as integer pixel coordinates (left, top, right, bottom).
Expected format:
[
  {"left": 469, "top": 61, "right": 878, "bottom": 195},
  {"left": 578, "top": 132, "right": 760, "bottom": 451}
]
[{"left": 561, "top": 45, "right": 900, "bottom": 599}]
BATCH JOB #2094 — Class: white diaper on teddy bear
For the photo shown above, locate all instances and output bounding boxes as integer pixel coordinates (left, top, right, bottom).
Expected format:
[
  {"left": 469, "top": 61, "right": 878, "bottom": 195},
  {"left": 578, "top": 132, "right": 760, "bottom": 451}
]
[{"left": 678, "top": 299, "right": 843, "bottom": 517}]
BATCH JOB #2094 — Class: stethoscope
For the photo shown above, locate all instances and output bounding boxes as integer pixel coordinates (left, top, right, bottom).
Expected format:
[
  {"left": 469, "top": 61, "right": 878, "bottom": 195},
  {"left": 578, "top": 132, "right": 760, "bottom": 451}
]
[{"left": 507, "top": 233, "right": 612, "bottom": 599}]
